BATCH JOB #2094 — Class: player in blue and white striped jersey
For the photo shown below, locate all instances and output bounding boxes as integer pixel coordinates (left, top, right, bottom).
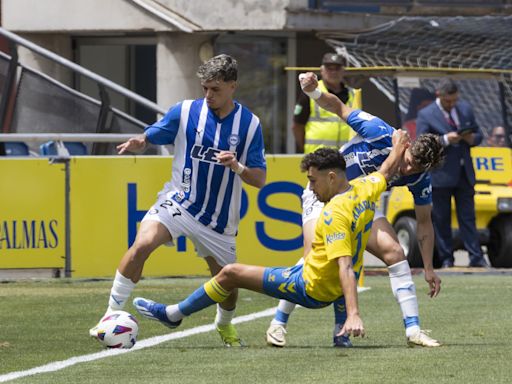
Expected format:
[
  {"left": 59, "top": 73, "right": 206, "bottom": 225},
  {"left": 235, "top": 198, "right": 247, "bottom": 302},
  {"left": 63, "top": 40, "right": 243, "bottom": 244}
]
[
  {"left": 266, "top": 72, "right": 444, "bottom": 349},
  {"left": 90, "top": 54, "right": 266, "bottom": 347}
]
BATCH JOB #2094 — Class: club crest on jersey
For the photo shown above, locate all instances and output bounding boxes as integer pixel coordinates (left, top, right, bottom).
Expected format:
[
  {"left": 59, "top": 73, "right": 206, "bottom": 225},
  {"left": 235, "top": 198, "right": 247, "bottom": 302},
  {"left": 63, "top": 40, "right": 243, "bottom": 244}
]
[{"left": 228, "top": 134, "right": 240, "bottom": 146}]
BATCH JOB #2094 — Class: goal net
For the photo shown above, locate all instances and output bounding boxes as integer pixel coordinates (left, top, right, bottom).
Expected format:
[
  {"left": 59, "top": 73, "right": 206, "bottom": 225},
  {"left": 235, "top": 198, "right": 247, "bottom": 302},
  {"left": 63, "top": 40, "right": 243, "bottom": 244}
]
[{"left": 322, "top": 16, "right": 512, "bottom": 139}]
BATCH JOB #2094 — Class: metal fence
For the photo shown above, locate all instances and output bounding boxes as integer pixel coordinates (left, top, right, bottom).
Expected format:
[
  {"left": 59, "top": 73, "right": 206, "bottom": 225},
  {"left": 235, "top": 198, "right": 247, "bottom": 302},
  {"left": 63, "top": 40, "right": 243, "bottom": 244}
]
[
  {"left": 309, "top": 0, "right": 512, "bottom": 12},
  {"left": 0, "top": 27, "right": 166, "bottom": 156}
]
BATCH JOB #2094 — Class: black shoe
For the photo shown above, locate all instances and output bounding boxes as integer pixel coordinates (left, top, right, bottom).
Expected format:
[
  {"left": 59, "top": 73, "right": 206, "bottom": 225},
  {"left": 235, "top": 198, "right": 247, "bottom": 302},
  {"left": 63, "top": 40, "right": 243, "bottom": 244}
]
[
  {"left": 469, "top": 259, "right": 489, "bottom": 268},
  {"left": 441, "top": 260, "right": 454, "bottom": 268}
]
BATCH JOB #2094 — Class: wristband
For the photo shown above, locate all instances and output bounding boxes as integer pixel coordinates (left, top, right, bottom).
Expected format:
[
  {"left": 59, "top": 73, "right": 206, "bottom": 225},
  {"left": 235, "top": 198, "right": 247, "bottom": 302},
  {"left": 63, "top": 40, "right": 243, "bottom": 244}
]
[
  {"left": 304, "top": 88, "right": 322, "bottom": 100},
  {"left": 234, "top": 162, "right": 245, "bottom": 175}
]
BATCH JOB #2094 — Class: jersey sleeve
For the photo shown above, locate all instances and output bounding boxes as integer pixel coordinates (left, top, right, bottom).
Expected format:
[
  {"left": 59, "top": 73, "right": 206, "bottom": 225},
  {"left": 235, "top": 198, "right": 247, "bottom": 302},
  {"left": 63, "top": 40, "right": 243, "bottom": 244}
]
[
  {"left": 245, "top": 122, "right": 267, "bottom": 170},
  {"left": 346, "top": 110, "right": 394, "bottom": 149},
  {"left": 144, "top": 102, "right": 182, "bottom": 145},
  {"left": 292, "top": 92, "right": 311, "bottom": 125},
  {"left": 323, "top": 210, "right": 353, "bottom": 261},
  {"left": 357, "top": 172, "right": 388, "bottom": 203},
  {"left": 407, "top": 173, "right": 433, "bottom": 205}
]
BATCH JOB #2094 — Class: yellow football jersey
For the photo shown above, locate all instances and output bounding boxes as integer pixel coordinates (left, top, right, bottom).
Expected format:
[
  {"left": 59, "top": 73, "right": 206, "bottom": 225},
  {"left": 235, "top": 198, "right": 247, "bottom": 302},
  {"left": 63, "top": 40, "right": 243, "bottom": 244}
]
[{"left": 302, "top": 172, "right": 387, "bottom": 302}]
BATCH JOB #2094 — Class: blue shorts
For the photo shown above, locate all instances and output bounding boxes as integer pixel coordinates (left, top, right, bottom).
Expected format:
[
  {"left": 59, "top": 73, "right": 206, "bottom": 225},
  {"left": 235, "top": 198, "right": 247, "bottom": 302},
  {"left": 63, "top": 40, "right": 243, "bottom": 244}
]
[{"left": 262, "top": 264, "right": 331, "bottom": 309}]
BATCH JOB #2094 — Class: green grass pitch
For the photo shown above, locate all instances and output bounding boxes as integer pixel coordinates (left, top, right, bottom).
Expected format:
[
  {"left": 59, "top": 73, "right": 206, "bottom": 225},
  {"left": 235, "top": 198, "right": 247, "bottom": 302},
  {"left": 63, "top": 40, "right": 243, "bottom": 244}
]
[{"left": 1, "top": 273, "right": 511, "bottom": 383}]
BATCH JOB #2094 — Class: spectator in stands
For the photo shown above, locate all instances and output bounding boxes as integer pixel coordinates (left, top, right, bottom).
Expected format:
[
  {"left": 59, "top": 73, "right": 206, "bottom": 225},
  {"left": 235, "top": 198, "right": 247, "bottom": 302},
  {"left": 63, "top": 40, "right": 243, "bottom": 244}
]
[
  {"left": 487, "top": 125, "right": 507, "bottom": 147},
  {"left": 89, "top": 54, "right": 267, "bottom": 347},
  {"left": 292, "top": 53, "right": 361, "bottom": 153},
  {"left": 416, "top": 78, "right": 487, "bottom": 268}
]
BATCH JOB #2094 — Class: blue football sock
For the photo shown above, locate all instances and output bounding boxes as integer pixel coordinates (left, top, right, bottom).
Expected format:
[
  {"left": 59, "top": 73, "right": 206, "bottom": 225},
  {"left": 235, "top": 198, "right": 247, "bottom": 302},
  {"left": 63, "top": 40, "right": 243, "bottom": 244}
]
[{"left": 178, "top": 285, "right": 217, "bottom": 316}]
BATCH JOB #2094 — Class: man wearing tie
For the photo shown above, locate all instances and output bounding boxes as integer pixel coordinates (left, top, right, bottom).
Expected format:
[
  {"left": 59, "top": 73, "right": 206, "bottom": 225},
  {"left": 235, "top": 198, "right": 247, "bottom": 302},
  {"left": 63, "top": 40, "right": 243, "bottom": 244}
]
[{"left": 416, "top": 79, "right": 487, "bottom": 268}]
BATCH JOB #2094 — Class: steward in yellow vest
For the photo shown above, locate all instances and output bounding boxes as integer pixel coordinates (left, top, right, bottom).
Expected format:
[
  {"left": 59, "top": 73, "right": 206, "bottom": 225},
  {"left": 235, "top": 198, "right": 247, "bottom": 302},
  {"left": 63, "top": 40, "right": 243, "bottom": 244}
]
[
  {"left": 306, "top": 80, "right": 361, "bottom": 153},
  {"left": 292, "top": 53, "right": 363, "bottom": 153}
]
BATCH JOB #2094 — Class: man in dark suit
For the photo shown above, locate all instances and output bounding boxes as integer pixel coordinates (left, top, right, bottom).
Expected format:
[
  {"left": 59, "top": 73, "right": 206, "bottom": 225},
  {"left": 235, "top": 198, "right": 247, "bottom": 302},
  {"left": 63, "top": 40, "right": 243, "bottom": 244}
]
[{"left": 416, "top": 78, "right": 487, "bottom": 268}]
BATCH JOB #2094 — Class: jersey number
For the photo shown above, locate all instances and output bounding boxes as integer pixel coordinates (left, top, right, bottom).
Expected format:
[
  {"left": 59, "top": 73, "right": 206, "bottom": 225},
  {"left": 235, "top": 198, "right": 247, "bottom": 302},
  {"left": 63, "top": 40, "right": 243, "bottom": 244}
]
[{"left": 160, "top": 199, "right": 181, "bottom": 217}]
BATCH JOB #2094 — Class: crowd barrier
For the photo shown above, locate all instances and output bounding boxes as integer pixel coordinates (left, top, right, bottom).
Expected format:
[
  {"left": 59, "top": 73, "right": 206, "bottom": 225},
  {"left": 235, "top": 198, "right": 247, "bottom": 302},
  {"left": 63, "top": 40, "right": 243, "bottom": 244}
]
[{"left": 0, "top": 155, "right": 307, "bottom": 277}]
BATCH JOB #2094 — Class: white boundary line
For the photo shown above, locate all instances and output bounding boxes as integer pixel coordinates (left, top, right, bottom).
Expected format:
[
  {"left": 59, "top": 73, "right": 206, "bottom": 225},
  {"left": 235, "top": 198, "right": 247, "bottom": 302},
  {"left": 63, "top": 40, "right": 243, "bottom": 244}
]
[
  {"left": 0, "top": 287, "right": 371, "bottom": 383},
  {"left": 0, "top": 308, "right": 277, "bottom": 383}
]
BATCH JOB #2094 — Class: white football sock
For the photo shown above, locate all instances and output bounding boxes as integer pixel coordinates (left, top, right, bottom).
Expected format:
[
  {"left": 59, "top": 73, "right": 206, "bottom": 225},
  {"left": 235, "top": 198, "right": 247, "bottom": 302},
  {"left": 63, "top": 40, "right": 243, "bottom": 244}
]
[
  {"left": 108, "top": 270, "right": 136, "bottom": 311},
  {"left": 215, "top": 304, "right": 235, "bottom": 326},
  {"left": 388, "top": 260, "right": 420, "bottom": 337},
  {"left": 165, "top": 304, "right": 185, "bottom": 322}
]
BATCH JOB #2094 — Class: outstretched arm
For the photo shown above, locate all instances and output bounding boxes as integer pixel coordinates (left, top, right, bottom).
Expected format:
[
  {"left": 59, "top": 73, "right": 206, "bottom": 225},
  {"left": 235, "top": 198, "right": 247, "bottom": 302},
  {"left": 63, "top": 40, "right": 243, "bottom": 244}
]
[
  {"left": 336, "top": 255, "right": 364, "bottom": 338},
  {"left": 378, "top": 129, "right": 410, "bottom": 181},
  {"left": 414, "top": 204, "right": 442, "bottom": 297},
  {"left": 298, "top": 72, "right": 355, "bottom": 121},
  {"left": 117, "top": 134, "right": 147, "bottom": 154}
]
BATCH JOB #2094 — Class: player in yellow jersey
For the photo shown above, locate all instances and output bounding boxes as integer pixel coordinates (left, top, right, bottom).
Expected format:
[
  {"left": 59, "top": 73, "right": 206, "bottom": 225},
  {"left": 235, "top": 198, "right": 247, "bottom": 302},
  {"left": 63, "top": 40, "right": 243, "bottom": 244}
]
[{"left": 132, "top": 131, "right": 410, "bottom": 343}]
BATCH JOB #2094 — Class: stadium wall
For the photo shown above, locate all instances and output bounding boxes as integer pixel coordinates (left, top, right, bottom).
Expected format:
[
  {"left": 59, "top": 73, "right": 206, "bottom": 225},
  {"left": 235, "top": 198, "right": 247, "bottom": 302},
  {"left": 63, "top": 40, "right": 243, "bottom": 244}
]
[{"left": 0, "top": 156, "right": 306, "bottom": 277}]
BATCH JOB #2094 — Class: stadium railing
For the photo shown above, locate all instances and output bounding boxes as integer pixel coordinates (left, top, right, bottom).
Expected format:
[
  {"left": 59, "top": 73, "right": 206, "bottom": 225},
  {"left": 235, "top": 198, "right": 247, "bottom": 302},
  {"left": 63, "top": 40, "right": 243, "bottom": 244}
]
[
  {"left": 0, "top": 28, "right": 167, "bottom": 156},
  {"left": 0, "top": 133, "right": 172, "bottom": 156},
  {"left": 4, "top": 141, "right": 30, "bottom": 156}
]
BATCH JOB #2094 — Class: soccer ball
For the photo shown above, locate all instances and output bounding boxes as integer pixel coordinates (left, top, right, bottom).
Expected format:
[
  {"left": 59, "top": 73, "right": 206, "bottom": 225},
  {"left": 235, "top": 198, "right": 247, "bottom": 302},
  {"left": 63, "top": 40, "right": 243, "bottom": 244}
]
[{"left": 96, "top": 311, "right": 139, "bottom": 349}]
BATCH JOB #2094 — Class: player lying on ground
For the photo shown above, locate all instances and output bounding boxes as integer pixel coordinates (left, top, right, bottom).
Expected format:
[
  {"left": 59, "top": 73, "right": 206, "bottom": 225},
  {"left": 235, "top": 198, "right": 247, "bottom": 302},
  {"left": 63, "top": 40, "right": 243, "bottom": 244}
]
[
  {"left": 133, "top": 132, "right": 411, "bottom": 345},
  {"left": 266, "top": 72, "right": 444, "bottom": 349}
]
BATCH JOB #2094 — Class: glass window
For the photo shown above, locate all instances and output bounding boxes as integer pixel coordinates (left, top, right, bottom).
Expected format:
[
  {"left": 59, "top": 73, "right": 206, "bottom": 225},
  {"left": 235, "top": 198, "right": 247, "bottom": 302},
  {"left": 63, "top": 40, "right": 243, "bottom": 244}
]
[{"left": 215, "top": 35, "right": 288, "bottom": 154}]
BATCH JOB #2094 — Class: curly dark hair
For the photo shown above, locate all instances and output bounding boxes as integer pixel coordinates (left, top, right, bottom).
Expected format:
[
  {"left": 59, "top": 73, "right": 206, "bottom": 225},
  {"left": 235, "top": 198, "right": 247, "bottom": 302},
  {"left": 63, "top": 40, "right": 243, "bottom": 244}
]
[
  {"left": 196, "top": 54, "right": 238, "bottom": 82},
  {"left": 300, "top": 147, "right": 346, "bottom": 172},
  {"left": 410, "top": 133, "right": 445, "bottom": 171}
]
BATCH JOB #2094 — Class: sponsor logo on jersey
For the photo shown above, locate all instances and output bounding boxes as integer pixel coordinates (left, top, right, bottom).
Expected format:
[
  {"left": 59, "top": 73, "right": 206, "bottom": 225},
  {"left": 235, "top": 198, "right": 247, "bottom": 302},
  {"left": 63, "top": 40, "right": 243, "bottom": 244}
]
[
  {"left": 326, "top": 231, "right": 346, "bottom": 244},
  {"left": 357, "top": 111, "right": 375, "bottom": 121}
]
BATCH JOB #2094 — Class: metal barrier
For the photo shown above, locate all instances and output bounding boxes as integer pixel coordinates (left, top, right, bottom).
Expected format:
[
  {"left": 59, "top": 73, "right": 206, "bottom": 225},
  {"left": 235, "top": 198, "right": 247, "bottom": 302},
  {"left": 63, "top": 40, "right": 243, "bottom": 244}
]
[
  {"left": 0, "top": 133, "right": 171, "bottom": 156},
  {"left": 309, "top": 0, "right": 512, "bottom": 12},
  {"left": 0, "top": 27, "right": 166, "bottom": 156}
]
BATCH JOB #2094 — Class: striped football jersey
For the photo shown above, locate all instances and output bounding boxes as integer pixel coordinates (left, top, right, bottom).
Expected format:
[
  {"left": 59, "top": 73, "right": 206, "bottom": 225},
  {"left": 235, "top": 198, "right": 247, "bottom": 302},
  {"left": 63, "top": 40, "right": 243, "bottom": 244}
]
[
  {"left": 145, "top": 98, "right": 266, "bottom": 235},
  {"left": 340, "top": 110, "right": 432, "bottom": 205}
]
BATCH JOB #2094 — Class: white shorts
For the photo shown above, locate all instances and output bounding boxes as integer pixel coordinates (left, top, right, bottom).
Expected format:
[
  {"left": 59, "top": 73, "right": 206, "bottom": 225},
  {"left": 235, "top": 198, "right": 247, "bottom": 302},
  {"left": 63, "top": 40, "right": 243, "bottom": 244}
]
[
  {"left": 301, "top": 184, "right": 385, "bottom": 226},
  {"left": 142, "top": 191, "right": 236, "bottom": 266}
]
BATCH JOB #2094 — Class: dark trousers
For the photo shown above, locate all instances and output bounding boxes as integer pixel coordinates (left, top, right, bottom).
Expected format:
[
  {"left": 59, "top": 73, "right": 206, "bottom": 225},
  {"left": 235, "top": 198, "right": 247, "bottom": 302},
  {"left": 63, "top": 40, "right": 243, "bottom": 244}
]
[{"left": 432, "top": 169, "right": 483, "bottom": 264}]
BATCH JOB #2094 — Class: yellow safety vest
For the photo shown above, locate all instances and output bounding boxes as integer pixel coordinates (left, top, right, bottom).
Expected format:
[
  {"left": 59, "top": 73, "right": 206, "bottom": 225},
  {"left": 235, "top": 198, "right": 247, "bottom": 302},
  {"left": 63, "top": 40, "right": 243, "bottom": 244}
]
[{"left": 304, "top": 80, "right": 361, "bottom": 154}]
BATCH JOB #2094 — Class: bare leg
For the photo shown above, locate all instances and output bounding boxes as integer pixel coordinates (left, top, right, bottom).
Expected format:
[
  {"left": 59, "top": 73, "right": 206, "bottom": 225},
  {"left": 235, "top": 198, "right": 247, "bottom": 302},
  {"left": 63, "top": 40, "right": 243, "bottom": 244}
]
[
  {"left": 118, "top": 220, "right": 172, "bottom": 283},
  {"left": 90, "top": 220, "right": 171, "bottom": 336},
  {"left": 165, "top": 263, "right": 265, "bottom": 322},
  {"left": 204, "top": 256, "right": 238, "bottom": 311}
]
